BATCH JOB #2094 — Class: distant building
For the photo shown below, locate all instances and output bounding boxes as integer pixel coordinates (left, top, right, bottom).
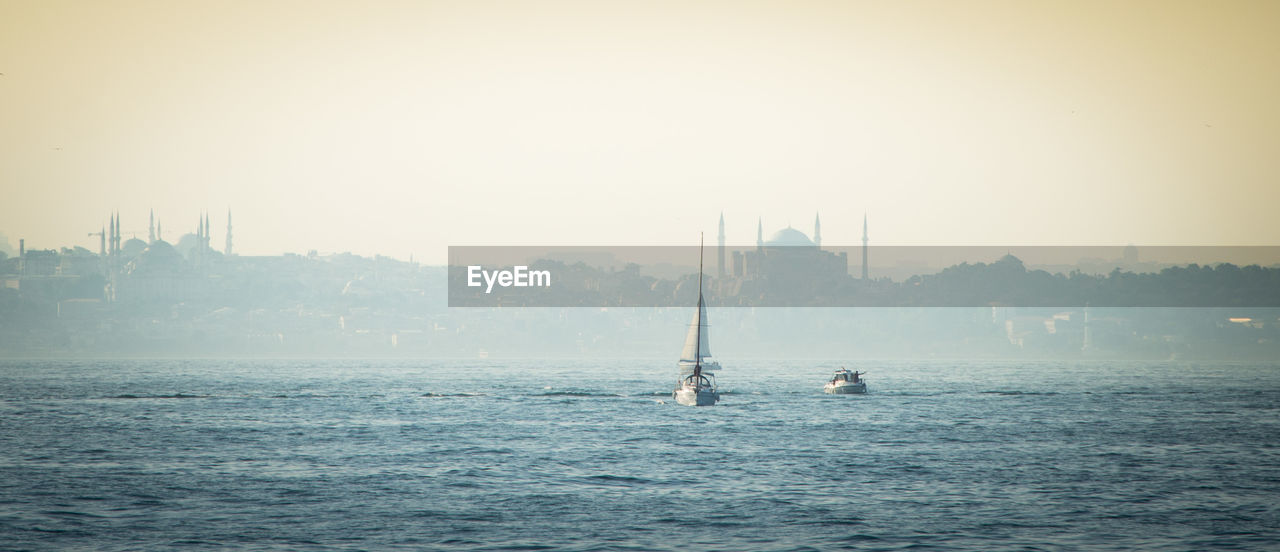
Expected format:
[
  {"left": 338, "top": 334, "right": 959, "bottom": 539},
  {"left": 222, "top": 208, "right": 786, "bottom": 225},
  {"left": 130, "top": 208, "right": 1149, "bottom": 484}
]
[
  {"left": 117, "top": 239, "right": 203, "bottom": 303},
  {"left": 81, "top": 209, "right": 233, "bottom": 302},
  {"left": 57, "top": 246, "right": 99, "bottom": 276},
  {"left": 723, "top": 213, "right": 849, "bottom": 285},
  {"left": 21, "top": 249, "right": 58, "bottom": 277}
]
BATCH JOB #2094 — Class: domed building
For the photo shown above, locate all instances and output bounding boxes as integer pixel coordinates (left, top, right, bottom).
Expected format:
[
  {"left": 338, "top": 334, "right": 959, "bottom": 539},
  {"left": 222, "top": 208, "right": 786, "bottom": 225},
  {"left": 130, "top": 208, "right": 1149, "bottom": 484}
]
[
  {"left": 174, "top": 233, "right": 199, "bottom": 258},
  {"left": 725, "top": 213, "right": 849, "bottom": 285},
  {"left": 121, "top": 237, "right": 148, "bottom": 258},
  {"left": 94, "top": 209, "right": 229, "bottom": 303},
  {"left": 764, "top": 227, "right": 817, "bottom": 248},
  {"left": 125, "top": 240, "right": 187, "bottom": 277},
  {"left": 115, "top": 240, "right": 204, "bottom": 303}
]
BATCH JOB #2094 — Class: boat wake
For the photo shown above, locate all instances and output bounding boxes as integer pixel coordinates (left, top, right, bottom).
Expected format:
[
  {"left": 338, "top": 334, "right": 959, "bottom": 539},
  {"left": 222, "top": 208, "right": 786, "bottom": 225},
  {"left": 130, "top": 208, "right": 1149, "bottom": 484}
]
[{"left": 535, "top": 390, "right": 623, "bottom": 397}]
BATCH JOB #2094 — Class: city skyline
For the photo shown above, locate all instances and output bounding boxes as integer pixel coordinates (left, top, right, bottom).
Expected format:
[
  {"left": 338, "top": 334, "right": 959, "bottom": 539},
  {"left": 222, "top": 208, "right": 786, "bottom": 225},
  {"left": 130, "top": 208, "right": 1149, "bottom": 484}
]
[{"left": 3, "top": 1, "right": 1280, "bottom": 262}]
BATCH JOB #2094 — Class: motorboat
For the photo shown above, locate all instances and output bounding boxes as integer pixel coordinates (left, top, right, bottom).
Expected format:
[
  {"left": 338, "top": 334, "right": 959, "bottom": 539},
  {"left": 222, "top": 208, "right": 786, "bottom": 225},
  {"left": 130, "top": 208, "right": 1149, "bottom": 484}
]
[{"left": 824, "top": 368, "right": 867, "bottom": 394}]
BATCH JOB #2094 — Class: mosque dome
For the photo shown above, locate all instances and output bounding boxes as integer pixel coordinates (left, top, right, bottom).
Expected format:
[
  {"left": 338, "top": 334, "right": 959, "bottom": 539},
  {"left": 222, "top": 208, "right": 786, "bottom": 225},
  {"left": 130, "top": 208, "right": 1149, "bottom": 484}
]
[
  {"left": 126, "top": 240, "right": 188, "bottom": 277},
  {"left": 170, "top": 233, "right": 223, "bottom": 262},
  {"left": 122, "top": 237, "right": 148, "bottom": 258},
  {"left": 174, "top": 233, "right": 198, "bottom": 257},
  {"left": 765, "top": 227, "right": 816, "bottom": 247}
]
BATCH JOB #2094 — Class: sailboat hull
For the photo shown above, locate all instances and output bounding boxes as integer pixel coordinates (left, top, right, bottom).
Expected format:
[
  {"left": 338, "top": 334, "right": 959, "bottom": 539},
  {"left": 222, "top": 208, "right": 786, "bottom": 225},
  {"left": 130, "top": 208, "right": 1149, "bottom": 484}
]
[{"left": 673, "top": 387, "right": 719, "bottom": 406}]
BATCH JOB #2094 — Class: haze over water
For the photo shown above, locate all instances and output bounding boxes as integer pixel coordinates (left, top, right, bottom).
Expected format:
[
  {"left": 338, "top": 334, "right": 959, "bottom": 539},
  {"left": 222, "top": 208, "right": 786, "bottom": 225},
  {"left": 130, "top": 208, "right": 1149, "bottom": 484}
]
[
  {"left": 2, "top": 358, "right": 1277, "bottom": 550},
  {"left": 4, "top": 1, "right": 1279, "bottom": 549}
]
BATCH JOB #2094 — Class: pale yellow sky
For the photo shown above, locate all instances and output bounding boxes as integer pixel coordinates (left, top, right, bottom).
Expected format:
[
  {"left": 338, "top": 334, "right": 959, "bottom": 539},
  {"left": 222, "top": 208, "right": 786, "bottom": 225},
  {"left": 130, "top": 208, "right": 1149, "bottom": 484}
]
[{"left": 2, "top": 0, "right": 1277, "bottom": 261}]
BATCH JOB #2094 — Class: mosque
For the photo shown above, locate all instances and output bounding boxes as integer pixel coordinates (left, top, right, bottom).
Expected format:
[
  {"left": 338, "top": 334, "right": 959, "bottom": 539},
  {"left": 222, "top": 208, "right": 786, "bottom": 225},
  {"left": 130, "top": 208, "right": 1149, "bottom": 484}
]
[
  {"left": 716, "top": 212, "right": 867, "bottom": 284},
  {"left": 97, "top": 209, "right": 232, "bottom": 302}
]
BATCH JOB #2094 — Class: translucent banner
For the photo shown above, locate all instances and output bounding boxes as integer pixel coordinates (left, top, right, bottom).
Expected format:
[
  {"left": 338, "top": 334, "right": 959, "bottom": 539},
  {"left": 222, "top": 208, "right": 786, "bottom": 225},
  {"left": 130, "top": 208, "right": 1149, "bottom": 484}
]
[{"left": 448, "top": 245, "right": 1280, "bottom": 307}]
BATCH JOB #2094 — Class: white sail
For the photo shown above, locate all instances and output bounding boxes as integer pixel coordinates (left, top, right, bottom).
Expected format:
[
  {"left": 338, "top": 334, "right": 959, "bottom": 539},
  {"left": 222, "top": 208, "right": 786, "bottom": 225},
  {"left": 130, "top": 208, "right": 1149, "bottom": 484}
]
[{"left": 679, "top": 295, "right": 712, "bottom": 363}]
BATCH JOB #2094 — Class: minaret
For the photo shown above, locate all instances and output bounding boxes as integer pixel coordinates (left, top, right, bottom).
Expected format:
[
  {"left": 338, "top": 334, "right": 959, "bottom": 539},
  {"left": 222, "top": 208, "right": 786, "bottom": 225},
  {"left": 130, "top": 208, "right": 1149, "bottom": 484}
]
[
  {"left": 813, "top": 212, "right": 822, "bottom": 249},
  {"left": 717, "top": 212, "right": 725, "bottom": 278},
  {"left": 149, "top": 209, "right": 155, "bottom": 243},
  {"left": 109, "top": 212, "right": 120, "bottom": 276},
  {"left": 861, "top": 213, "right": 869, "bottom": 280},
  {"left": 157, "top": 219, "right": 162, "bottom": 242},
  {"left": 113, "top": 212, "right": 121, "bottom": 256},
  {"left": 224, "top": 209, "right": 233, "bottom": 256},
  {"left": 99, "top": 224, "right": 106, "bottom": 257},
  {"left": 196, "top": 214, "right": 204, "bottom": 266},
  {"left": 756, "top": 217, "right": 764, "bottom": 251},
  {"left": 198, "top": 213, "right": 206, "bottom": 267}
]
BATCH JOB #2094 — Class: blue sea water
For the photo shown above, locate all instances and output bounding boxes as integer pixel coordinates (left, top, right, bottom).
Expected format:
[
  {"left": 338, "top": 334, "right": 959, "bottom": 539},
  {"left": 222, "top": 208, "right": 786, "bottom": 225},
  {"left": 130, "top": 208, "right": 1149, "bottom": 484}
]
[{"left": 0, "top": 358, "right": 1278, "bottom": 551}]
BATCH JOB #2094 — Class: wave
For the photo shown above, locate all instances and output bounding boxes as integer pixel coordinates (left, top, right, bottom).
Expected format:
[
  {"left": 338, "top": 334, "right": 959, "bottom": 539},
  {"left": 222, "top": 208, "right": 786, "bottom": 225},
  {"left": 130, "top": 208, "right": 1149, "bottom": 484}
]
[
  {"left": 536, "top": 390, "right": 622, "bottom": 397},
  {"left": 40, "top": 510, "right": 107, "bottom": 519},
  {"left": 582, "top": 474, "right": 654, "bottom": 486},
  {"left": 422, "top": 392, "right": 488, "bottom": 398},
  {"left": 105, "top": 393, "right": 208, "bottom": 399}
]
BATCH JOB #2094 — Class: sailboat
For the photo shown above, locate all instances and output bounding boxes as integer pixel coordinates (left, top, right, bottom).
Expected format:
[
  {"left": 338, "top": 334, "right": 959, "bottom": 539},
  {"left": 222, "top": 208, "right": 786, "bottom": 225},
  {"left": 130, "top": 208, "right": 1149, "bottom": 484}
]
[{"left": 673, "top": 234, "right": 720, "bottom": 406}]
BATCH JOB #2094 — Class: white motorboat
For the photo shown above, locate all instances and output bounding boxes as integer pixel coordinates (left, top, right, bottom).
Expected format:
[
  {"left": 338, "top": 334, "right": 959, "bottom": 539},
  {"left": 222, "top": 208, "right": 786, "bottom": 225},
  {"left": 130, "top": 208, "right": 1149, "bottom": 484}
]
[
  {"left": 824, "top": 368, "right": 867, "bottom": 394},
  {"left": 673, "top": 235, "right": 720, "bottom": 407}
]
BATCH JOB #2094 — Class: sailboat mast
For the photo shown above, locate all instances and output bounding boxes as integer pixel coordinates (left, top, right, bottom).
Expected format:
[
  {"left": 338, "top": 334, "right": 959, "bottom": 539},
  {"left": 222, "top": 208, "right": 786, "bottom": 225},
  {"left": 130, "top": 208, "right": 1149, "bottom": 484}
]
[{"left": 694, "top": 233, "right": 703, "bottom": 377}]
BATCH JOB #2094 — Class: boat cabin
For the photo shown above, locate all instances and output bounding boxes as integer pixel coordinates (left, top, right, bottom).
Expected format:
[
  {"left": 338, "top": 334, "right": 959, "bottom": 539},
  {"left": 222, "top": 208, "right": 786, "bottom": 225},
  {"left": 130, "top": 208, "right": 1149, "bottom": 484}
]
[
  {"left": 684, "top": 372, "right": 714, "bottom": 389},
  {"left": 832, "top": 370, "right": 861, "bottom": 384}
]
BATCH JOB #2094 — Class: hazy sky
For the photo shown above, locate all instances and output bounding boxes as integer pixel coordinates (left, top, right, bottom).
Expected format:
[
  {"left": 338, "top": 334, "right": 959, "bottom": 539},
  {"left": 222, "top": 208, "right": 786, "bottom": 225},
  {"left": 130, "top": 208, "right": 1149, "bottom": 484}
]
[{"left": 2, "top": 0, "right": 1278, "bottom": 261}]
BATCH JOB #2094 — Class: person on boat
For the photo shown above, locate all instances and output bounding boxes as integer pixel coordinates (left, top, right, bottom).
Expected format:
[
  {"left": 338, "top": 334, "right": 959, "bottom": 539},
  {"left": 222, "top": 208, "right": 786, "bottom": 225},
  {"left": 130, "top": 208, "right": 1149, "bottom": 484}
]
[{"left": 851, "top": 371, "right": 861, "bottom": 383}]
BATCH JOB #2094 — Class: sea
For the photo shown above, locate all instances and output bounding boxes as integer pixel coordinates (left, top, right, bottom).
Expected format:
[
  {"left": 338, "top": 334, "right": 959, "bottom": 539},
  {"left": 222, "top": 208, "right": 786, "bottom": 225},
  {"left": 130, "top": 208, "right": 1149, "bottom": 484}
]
[{"left": 0, "top": 358, "right": 1277, "bottom": 551}]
